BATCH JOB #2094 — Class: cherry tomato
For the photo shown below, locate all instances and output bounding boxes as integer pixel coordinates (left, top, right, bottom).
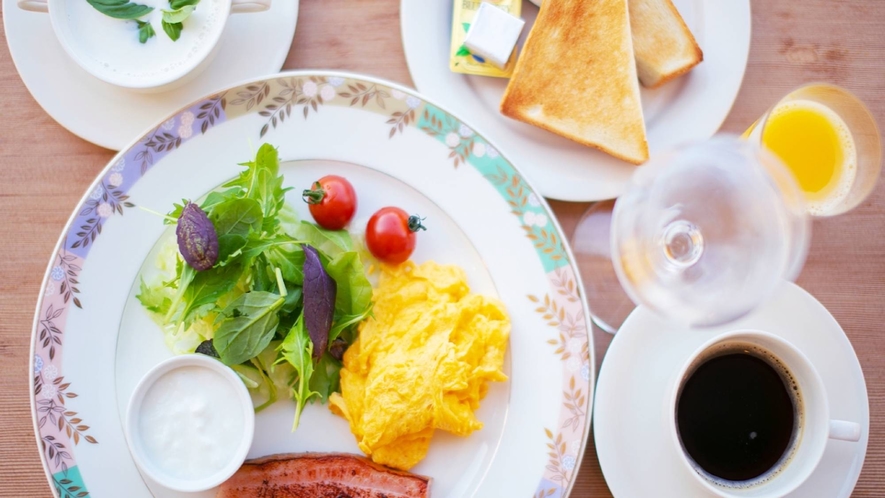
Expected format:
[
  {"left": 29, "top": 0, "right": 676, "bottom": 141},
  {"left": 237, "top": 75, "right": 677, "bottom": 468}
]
[
  {"left": 365, "top": 207, "right": 426, "bottom": 264},
  {"left": 302, "top": 175, "right": 357, "bottom": 230}
]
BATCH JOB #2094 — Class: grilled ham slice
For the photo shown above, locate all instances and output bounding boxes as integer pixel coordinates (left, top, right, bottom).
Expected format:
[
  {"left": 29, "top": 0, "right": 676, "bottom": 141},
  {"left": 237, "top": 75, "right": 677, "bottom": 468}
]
[{"left": 216, "top": 452, "right": 431, "bottom": 498}]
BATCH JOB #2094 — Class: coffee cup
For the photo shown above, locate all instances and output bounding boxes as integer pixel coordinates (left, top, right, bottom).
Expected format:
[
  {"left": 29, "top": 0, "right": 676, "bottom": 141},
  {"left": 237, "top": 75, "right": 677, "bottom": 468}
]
[
  {"left": 669, "top": 330, "right": 860, "bottom": 497},
  {"left": 17, "top": 0, "right": 271, "bottom": 92}
]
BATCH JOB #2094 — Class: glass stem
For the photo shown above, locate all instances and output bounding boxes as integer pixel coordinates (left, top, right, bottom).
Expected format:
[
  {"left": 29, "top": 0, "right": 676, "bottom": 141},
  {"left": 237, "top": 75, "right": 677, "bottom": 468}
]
[{"left": 662, "top": 220, "right": 704, "bottom": 268}]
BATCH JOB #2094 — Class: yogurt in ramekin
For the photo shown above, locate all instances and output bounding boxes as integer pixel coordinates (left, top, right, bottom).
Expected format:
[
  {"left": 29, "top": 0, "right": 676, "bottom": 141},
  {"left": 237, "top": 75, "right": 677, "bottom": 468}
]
[{"left": 125, "top": 354, "right": 254, "bottom": 492}]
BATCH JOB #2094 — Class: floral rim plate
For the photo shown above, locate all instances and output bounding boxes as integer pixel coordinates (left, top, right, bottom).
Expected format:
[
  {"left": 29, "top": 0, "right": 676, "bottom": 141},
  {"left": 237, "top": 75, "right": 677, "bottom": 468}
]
[
  {"left": 401, "top": 0, "right": 751, "bottom": 201},
  {"left": 30, "top": 71, "right": 595, "bottom": 497}
]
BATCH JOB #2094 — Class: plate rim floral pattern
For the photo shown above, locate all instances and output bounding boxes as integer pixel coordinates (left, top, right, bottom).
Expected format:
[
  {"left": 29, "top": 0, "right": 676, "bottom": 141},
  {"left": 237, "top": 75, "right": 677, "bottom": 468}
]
[{"left": 29, "top": 70, "right": 596, "bottom": 498}]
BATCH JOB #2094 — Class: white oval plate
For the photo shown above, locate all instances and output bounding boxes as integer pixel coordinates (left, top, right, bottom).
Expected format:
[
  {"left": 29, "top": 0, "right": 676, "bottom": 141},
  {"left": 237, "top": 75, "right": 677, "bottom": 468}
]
[
  {"left": 401, "top": 0, "right": 751, "bottom": 201},
  {"left": 3, "top": 0, "right": 298, "bottom": 151},
  {"left": 594, "top": 282, "right": 869, "bottom": 497},
  {"left": 29, "top": 71, "right": 595, "bottom": 497}
]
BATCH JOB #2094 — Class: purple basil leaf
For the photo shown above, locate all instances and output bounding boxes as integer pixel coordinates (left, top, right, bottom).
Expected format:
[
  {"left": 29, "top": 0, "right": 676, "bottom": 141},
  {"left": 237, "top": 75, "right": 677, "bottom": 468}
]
[
  {"left": 177, "top": 202, "right": 219, "bottom": 271},
  {"left": 302, "top": 244, "right": 336, "bottom": 360}
]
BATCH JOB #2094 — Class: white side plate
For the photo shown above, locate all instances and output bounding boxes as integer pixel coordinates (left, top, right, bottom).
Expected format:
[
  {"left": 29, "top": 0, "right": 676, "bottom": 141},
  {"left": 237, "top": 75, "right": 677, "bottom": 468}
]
[{"left": 401, "top": 0, "right": 751, "bottom": 201}]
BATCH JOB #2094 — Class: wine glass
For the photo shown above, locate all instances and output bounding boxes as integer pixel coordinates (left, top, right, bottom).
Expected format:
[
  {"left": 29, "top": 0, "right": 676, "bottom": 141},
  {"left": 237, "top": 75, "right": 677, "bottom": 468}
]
[{"left": 572, "top": 136, "right": 811, "bottom": 330}]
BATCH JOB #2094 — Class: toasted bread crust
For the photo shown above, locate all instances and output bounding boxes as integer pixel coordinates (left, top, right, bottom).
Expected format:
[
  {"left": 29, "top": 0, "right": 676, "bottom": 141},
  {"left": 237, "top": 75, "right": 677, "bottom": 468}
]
[
  {"left": 500, "top": 0, "right": 648, "bottom": 165},
  {"left": 629, "top": 0, "right": 703, "bottom": 88}
]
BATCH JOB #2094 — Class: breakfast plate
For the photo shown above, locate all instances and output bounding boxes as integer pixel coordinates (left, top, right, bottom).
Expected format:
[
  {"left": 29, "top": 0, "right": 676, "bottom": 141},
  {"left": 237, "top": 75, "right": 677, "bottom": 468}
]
[
  {"left": 3, "top": 0, "right": 298, "bottom": 150},
  {"left": 400, "top": 0, "right": 751, "bottom": 201},
  {"left": 29, "top": 71, "right": 595, "bottom": 497},
  {"left": 594, "top": 282, "right": 869, "bottom": 497}
]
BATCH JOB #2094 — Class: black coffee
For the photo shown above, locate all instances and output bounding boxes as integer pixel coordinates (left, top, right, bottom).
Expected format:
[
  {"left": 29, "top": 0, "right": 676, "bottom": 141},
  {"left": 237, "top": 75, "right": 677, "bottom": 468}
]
[{"left": 677, "top": 350, "right": 797, "bottom": 482}]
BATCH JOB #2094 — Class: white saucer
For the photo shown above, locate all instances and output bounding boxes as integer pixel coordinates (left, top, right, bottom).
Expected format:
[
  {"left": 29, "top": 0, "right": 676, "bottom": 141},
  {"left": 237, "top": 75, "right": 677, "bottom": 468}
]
[
  {"left": 594, "top": 282, "right": 869, "bottom": 497},
  {"left": 3, "top": 0, "right": 299, "bottom": 150},
  {"left": 401, "top": 0, "right": 750, "bottom": 201}
]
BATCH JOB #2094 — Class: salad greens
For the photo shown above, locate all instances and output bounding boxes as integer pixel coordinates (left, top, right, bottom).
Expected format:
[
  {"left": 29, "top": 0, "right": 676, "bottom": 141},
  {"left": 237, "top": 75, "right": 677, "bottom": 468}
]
[{"left": 137, "top": 143, "right": 373, "bottom": 430}]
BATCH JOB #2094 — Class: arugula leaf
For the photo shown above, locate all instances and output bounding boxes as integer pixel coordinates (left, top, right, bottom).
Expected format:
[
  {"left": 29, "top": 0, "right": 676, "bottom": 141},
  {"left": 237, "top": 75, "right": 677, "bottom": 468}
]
[
  {"left": 162, "top": 5, "right": 196, "bottom": 23},
  {"left": 291, "top": 221, "right": 354, "bottom": 259},
  {"left": 214, "top": 291, "right": 285, "bottom": 365},
  {"left": 329, "top": 308, "right": 372, "bottom": 344},
  {"left": 309, "top": 352, "right": 342, "bottom": 403},
  {"left": 170, "top": 0, "right": 200, "bottom": 8},
  {"left": 200, "top": 188, "right": 244, "bottom": 212},
  {"left": 278, "top": 312, "right": 319, "bottom": 430},
  {"left": 136, "top": 20, "right": 156, "bottom": 44},
  {"left": 162, "top": 20, "right": 183, "bottom": 41},
  {"left": 224, "top": 144, "right": 290, "bottom": 229},
  {"left": 86, "top": 0, "right": 153, "bottom": 20},
  {"left": 325, "top": 251, "right": 372, "bottom": 316}
]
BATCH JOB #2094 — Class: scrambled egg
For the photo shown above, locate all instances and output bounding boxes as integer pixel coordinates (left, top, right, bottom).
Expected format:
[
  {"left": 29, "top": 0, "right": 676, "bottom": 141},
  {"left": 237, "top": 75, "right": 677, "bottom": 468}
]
[{"left": 329, "top": 261, "right": 510, "bottom": 470}]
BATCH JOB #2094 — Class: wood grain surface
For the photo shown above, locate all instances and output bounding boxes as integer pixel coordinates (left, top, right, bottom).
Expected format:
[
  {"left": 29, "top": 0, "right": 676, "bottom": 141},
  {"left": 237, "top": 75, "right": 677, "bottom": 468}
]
[{"left": 1, "top": 0, "right": 884, "bottom": 496}]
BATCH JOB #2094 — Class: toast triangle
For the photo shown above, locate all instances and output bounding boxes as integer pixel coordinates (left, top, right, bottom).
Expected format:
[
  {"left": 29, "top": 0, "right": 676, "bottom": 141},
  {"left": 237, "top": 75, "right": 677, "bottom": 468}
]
[
  {"left": 500, "top": 0, "right": 648, "bottom": 165},
  {"left": 630, "top": 0, "right": 703, "bottom": 88}
]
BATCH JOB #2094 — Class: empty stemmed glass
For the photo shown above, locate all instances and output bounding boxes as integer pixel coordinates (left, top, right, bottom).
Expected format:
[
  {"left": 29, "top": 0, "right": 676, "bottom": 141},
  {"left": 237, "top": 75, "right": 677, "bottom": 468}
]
[{"left": 572, "top": 136, "right": 811, "bottom": 330}]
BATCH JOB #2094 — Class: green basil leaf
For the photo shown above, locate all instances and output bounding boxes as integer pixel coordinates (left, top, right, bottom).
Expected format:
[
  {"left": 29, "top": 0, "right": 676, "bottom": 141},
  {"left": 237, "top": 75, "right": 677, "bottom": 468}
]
[
  {"left": 210, "top": 198, "right": 263, "bottom": 262},
  {"left": 86, "top": 0, "right": 153, "bottom": 20},
  {"left": 214, "top": 291, "right": 285, "bottom": 365},
  {"left": 169, "top": 0, "right": 200, "bottom": 9},
  {"left": 162, "top": 5, "right": 195, "bottom": 24},
  {"left": 136, "top": 20, "right": 156, "bottom": 44},
  {"left": 162, "top": 20, "right": 183, "bottom": 41}
]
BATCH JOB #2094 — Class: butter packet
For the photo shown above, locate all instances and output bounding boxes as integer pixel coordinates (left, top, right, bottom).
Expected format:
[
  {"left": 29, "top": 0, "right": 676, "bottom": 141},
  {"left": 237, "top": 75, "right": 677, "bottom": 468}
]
[{"left": 449, "top": 0, "right": 522, "bottom": 78}]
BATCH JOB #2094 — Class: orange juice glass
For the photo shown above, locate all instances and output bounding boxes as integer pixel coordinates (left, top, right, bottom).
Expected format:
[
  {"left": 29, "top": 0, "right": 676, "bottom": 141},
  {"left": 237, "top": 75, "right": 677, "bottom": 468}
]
[{"left": 745, "top": 84, "right": 881, "bottom": 217}]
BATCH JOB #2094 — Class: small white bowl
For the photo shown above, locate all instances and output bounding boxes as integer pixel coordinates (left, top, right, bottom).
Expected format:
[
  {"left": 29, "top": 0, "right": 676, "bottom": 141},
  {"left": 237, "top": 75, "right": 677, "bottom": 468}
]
[
  {"left": 125, "top": 354, "right": 254, "bottom": 492},
  {"left": 17, "top": 0, "right": 271, "bottom": 92}
]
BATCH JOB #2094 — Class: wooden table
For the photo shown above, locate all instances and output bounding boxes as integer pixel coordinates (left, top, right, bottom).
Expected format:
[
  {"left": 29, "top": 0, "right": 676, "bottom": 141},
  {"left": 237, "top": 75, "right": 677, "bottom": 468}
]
[{"left": 1, "top": 1, "right": 883, "bottom": 496}]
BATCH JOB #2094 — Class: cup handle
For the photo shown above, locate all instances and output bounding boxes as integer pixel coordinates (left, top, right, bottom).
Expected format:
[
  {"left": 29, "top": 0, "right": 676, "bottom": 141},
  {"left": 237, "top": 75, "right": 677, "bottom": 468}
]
[
  {"left": 230, "top": 0, "right": 270, "bottom": 14},
  {"left": 18, "top": 0, "right": 48, "bottom": 13},
  {"left": 829, "top": 420, "right": 862, "bottom": 442}
]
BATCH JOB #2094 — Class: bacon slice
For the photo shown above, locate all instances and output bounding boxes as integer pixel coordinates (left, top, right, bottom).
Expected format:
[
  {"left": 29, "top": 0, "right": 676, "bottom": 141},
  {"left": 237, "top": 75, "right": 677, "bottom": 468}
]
[{"left": 216, "top": 452, "right": 431, "bottom": 498}]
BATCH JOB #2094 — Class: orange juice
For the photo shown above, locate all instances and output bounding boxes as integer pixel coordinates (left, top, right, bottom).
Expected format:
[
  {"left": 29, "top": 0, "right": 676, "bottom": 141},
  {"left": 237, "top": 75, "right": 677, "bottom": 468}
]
[{"left": 759, "top": 100, "right": 856, "bottom": 215}]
